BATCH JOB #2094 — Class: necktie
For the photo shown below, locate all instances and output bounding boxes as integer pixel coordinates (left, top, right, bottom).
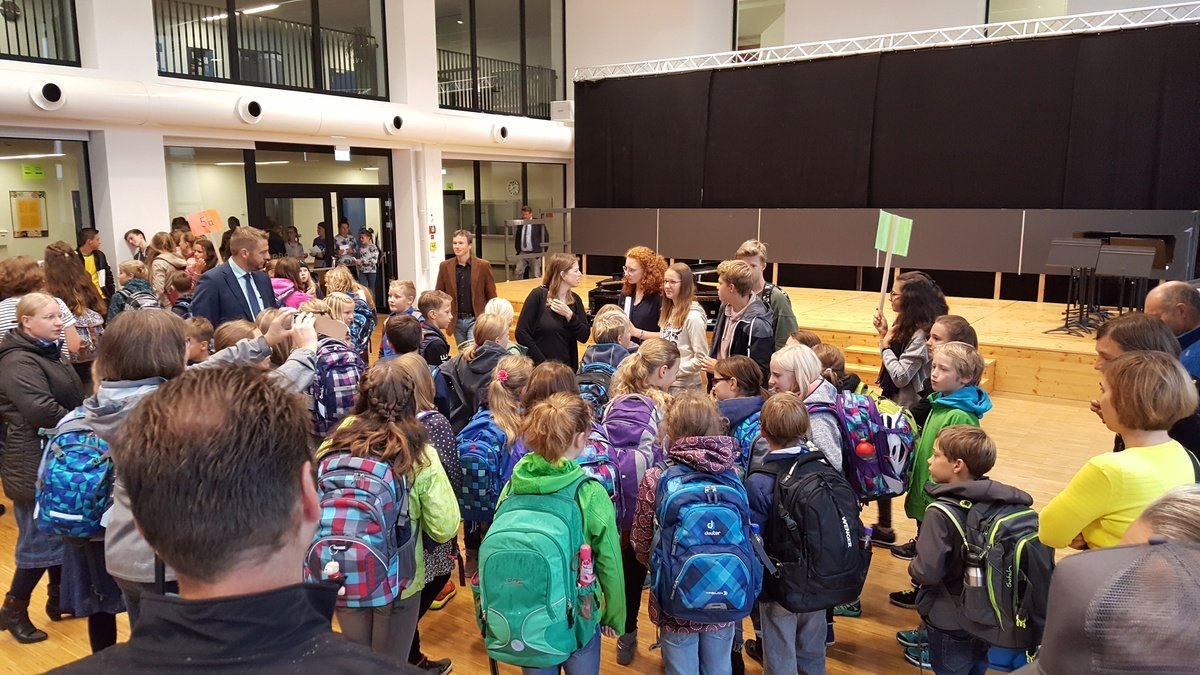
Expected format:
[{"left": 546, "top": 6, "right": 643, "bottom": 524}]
[
  {"left": 244, "top": 273, "right": 262, "bottom": 316},
  {"left": 523, "top": 223, "right": 532, "bottom": 252}
]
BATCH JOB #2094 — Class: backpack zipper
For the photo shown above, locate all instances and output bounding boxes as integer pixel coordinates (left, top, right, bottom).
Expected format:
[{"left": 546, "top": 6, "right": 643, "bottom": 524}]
[
  {"left": 985, "top": 508, "right": 1034, "bottom": 630},
  {"left": 1012, "top": 532, "right": 1038, "bottom": 629}
]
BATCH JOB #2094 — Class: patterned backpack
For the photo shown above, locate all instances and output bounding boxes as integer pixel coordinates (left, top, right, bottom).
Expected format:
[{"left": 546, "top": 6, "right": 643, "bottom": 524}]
[
  {"left": 457, "top": 409, "right": 509, "bottom": 522},
  {"left": 806, "top": 391, "right": 915, "bottom": 501},
  {"left": 311, "top": 337, "right": 366, "bottom": 435},
  {"left": 577, "top": 423, "right": 622, "bottom": 509},
  {"left": 576, "top": 361, "right": 616, "bottom": 412},
  {"left": 598, "top": 394, "right": 663, "bottom": 530},
  {"left": 731, "top": 411, "right": 767, "bottom": 474},
  {"left": 34, "top": 408, "right": 113, "bottom": 539},
  {"left": 306, "top": 449, "right": 416, "bottom": 607},
  {"left": 650, "top": 461, "right": 762, "bottom": 623},
  {"left": 119, "top": 287, "right": 161, "bottom": 311},
  {"left": 348, "top": 294, "right": 377, "bottom": 357}
]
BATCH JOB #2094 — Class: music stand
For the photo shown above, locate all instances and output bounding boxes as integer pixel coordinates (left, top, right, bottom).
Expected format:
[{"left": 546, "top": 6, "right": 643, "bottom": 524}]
[
  {"left": 1044, "top": 239, "right": 1101, "bottom": 336},
  {"left": 1095, "top": 246, "right": 1155, "bottom": 314}
]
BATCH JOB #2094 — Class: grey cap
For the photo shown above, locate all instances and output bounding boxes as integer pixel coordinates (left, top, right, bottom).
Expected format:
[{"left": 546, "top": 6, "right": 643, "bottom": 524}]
[{"left": 1016, "top": 539, "right": 1200, "bottom": 674}]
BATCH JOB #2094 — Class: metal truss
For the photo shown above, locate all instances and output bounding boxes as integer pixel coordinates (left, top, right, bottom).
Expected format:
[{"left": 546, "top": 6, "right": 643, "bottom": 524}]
[{"left": 574, "top": 2, "right": 1200, "bottom": 81}]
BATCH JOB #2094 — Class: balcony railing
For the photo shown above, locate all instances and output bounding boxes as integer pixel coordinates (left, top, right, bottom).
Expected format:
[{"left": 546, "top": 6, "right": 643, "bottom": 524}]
[
  {"left": 153, "top": 0, "right": 383, "bottom": 98},
  {"left": 0, "top": 0, "right": 78, "bottom": 65},
  {"left": 438, "top": 48, "right": 558, "bottom": 119}
]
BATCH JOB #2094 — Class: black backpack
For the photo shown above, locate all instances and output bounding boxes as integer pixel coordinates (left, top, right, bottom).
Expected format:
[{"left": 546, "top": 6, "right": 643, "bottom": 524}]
[{"left": 748, "top": 451, "right": 871, "bottom": 613}]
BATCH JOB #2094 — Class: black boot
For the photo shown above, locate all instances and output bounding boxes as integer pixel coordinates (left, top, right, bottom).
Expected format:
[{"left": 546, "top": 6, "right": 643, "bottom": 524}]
[
  {"left": 0, "top": 594, "right": 48, "bottom": 643},
  {"left": 46, "top": 584, "right": 68, "bottom": 622}
]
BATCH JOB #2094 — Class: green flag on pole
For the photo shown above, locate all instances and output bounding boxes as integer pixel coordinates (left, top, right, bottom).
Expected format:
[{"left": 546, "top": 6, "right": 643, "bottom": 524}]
[{"left": 875, "top": 210, "right": 913, "bottom": 257}]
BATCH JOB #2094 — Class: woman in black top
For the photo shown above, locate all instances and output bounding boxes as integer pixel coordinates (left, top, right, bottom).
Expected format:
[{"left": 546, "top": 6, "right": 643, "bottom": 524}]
[
  {"left": 619, "top": 246, "right": 666, "bottom": 341},
  {"left": 516, "top": 253, "right": 590, "bottom": 370}
]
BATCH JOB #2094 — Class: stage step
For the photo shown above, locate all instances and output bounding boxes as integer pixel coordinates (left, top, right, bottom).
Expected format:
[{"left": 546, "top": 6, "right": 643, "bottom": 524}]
[{"left": 841, "top": 345, "right": 996, "bottom": 394}]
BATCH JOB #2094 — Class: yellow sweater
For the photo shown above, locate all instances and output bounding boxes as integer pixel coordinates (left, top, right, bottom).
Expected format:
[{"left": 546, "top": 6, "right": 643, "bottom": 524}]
[{"left": 1038, "top": 440, "right": 1195, "bottom": 550}]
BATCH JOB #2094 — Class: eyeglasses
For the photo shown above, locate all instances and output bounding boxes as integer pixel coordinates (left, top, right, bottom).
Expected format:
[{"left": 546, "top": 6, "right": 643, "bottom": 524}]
[
  {"left": 622, "top": 266, "right": 640, "bottom": 273},
  {"left": 662, "top": 280, "right": 680, "bottom": 286},
  {"left": 712, "top": 377, "right": 731, "bottom": 383}
]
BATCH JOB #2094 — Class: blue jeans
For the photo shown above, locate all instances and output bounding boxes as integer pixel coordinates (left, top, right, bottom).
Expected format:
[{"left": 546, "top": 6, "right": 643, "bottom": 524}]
[
  {"left": 660, "top": 625, "right": 734, "bottom": 675},
  {"left": 760, "top": 601, "right": 826, "bottom": 675},
  {"left": 521, "top": 629, "right": 600, "bottom": 675},
  {"left": 358, "top": 271, "right": 377, "bottom": 296},
  {"left": 927, "top": 626, "right": 989, "bottom": 675},
  {"left": 454, "top": 316, "right": 476, "bottom": 347}
]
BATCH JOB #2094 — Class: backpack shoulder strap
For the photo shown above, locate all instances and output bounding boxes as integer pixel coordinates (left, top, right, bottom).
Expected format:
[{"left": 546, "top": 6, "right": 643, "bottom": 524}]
[{"left": 926, "top": 498, "right": 969, "bottom": 544}]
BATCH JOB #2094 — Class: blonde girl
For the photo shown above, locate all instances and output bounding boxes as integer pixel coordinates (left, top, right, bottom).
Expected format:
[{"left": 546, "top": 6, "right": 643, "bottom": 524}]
[
  {"left": 324, "top": 265, "right": 376, "bottom": 307},
  {"left": 611, "top": 337, "right": 681, "bottom": 409}
]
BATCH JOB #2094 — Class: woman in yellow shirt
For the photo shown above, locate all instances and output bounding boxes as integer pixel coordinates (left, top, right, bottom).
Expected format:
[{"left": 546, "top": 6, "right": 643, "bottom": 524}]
[{"left": 1040, "top": 351, "right": 1199, "bottom": 550}]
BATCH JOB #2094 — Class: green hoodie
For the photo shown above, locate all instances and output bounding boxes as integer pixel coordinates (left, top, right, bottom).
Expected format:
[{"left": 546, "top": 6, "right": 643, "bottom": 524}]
[
  {"left": 905, "top": 386, "right": 993, "bottom": 520},
  {"left": 500, "top": 452, "right": 627, "bottom": 632}
]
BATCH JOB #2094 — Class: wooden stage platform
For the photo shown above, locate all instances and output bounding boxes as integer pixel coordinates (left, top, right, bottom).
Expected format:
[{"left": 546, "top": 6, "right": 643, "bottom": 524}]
[{"left": 497, "top": 277, "right": 1101, "bottom": 402}]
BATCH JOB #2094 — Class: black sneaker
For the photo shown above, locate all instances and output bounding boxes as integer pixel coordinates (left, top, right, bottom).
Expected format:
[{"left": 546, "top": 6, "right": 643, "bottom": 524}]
[
  {"left": 743, "top": 638, "right": 763, "bottom": 663},
  {"left": 891, "top": 538, "right": 918, "bottom": 561},
  {"left": 417, "top": 658, "right": 452, "bottom": 675},
  {"left": 870, "top": 525, "right": 897, "bottom": 547},
  {"left": 889, "top": 587, "right": 918, "bottom": 609}
]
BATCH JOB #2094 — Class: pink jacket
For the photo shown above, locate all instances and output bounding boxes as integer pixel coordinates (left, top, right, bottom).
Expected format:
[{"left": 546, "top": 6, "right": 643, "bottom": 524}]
[{"left": 270, "top": 278, "right": 312, "bottom": 309}]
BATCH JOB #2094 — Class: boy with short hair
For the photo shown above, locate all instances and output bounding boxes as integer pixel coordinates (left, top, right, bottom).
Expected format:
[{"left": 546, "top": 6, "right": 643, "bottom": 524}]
[
  {"left": 736, "top": 239, "right": 797, "bottom": 350},
  {"left": 890, "top": 343, "right": 992, "bottom": 609},
  {"left": 166, "top": 271, "right": 194, "bottom": 318},
  {"left": 184, "top": 317, "right": 214, "bottom": 365},
  {"left": 905, "top": 426, "right": 1033, "bottom": 673},
  {"left": 703, "top": 260, "right": 774, "bottom": 383},
  {"left": 380, "top": 280, "right": 424, "bottom": 359},
  {"left": 383, "top": 314, "right": 423, "bottom": 358},
  {"left": 581, "top": 309, "right": 634, "bottom": 366},
  {"left": 417, "top": 290, "right": 454, "bottom": 367}
]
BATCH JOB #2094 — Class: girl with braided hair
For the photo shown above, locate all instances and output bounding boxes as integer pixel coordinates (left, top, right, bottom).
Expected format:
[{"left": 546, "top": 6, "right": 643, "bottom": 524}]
[{"left": 320, "top": 360, "right": 461, "bottom": 664}]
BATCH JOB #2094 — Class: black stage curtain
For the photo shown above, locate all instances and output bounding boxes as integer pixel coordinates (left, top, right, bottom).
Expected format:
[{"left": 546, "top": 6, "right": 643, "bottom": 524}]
[
  {"left": 703, "top": 55, "right": 880, "bottom": 208},
  {"left": 576, "top": 23, "right": 1200, "bottom": 210},
  {"left": 574, "top": 71, "right": 711, "bottom": 208}
]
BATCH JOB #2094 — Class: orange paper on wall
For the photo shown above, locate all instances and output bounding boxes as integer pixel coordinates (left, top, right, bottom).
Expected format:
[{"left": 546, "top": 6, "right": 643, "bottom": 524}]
[{"left": 186, "top": 208, "right": 222, "bottom": 236}]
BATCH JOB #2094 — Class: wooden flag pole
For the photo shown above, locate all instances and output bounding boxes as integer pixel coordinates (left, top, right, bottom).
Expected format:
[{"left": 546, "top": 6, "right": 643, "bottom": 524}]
[{"left": 878, "top": 213, "right": 899, "bottom": 316}]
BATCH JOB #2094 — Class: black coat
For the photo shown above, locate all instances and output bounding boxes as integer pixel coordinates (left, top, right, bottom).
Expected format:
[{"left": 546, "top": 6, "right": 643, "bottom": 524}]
[
  {"left": 0, "top": 328, "right": 84, "bottom": 502},
  {"left": 48, "top": 583, "right": 415, "bottom": 674},
  {"left": 515, "top": 285, "right": 590, "bottom": 370}
]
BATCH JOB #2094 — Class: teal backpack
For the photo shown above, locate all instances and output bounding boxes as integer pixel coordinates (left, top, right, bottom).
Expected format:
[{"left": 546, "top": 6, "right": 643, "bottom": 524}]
[{"left": 472, "top": 475, "right": 599, "bottom": 668}]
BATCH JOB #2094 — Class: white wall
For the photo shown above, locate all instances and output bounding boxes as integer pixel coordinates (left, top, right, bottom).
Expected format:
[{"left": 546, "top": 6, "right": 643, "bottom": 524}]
[
  {"left": 783, "top": 0, "right": 986, "bottom": 43},
  {"left": 566, "top": 0, "right": 733, "bottom": 95},
  {"left": 0, "top": 154, "right": 85, "bottom": 259}
]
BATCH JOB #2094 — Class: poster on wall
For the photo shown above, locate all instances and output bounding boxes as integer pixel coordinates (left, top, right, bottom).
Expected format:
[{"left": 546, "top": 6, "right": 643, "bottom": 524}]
[{"left": 10, "top": 191, "right": 48, "bottom": 238}]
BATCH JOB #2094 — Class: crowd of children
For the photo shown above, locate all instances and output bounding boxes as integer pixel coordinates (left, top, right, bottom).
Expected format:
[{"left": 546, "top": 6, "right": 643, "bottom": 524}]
[{"left": 2, "top": 231, "right": 1200, "bottom": 675}]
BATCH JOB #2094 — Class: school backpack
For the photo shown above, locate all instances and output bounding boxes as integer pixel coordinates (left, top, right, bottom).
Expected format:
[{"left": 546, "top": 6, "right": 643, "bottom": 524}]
[
  {"left": 69, "top": 308, "right": 105, "bottom": 364},
  {"left": 473, "top": 475, "right": 598, "bottom": 667},
  {"left": 577, "top": 423, "right": 622, "bottom": 510},
  {"left": 926, "top": 498, "right": 1054, "bottom": 650},
  {"left": 34, "top": 408, "right": 113, "bottom": 539},
  {"left": 731, "top": 411, "right": 768, "bottom": 475},
  {"left": 119, "top": 287, "right": 161, "bottom": 311},
  {"left": 306, "top": 448, "right": 416, "bottom": 607},
  {"left": 419, "top": 327, "right": 448, "bottom": 363},
  {"left": 598, "top": 394, "right": 664, "bottom": 530},
  {"left": 347, "top": 294, "right": 376, "bottom": 356},
  {"left": 650, "top": 461, "right": 762, "bottom": 623},
  {"left": 576, "top": 361, "right": 616, "bottom": 412},
  {"left": 457, "top": 409, "right": 509, "bottom": 522},
  {"left": 311, "top": 337, "right": 366, "bottom": 435},
  {"left": 747, "top": 451, "right": 871, "bottom": 613},
  {"left": 171, "top": 296, "right": 193, "bottom": 319},
  {"left": 806, "top": 390, "right": 915, "bottom": 501}
]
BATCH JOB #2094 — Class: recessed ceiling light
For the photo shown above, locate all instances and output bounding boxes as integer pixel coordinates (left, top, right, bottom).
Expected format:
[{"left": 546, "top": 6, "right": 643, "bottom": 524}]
[{"left": 0, "top": 153, "right": 65, "bottom": 161}]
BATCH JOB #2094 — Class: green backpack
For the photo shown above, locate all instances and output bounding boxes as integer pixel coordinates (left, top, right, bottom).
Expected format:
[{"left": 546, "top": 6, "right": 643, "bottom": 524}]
[{"left": 472, "top": 475, "right": 599, "bottom": 668}]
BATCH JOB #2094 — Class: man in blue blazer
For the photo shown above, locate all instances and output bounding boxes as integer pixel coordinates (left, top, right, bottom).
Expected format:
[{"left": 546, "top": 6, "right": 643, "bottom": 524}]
[{"left": 192, "top": 226, "right": 278, "bottom": 327}]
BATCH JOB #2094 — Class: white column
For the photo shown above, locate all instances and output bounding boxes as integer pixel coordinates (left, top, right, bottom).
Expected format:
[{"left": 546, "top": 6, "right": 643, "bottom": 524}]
[
  {"left": 390, "top": 146, "right": 444, "bottom": 291},
  {"left": 88, "top": 128, "right": 170, "bottom": 265},
  {"left": 74, "top": 0, "right": 159, "bottom": 77},
  {"left": 387, "top": 0, "right": 439, "bottom": 108}
]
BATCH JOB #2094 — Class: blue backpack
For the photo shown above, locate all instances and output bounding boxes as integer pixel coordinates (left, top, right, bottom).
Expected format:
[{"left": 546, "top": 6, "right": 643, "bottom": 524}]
[
  {"left": 457, "top": 409, "right": 509, "bottom": 522},
  {"left": 731, "top": 412, "right": 766, "bottom": 474},
  {"left": 348, "top": 294, "right": 377, "bottom": 356},
  {"left": 35, "top": 408, "right": 113, "bottom": 539},
  {"left": 576, "top": 361, "right": 616, "bottom": 412},
  {"left": 650, "top": 461, "right": 762, "bottom": 623}
]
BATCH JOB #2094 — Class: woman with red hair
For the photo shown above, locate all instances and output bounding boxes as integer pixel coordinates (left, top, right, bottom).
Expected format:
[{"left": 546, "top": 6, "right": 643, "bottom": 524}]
[{"left": 620, "top": 246, "right": 667, "bottom": 342}]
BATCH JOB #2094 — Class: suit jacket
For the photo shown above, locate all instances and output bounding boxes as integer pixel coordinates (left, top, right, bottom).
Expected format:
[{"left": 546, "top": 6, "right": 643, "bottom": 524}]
[
  {"left": 514, "top": 220, "right": 548, "bottom": 254},
  {"left": 192, "top": 261, "right": 278, "bottom": 327},
  {"left": 76, "top": 248, "right": 114, "bottom": 299},
  {"left": 435, "top": 256, "right": 497, "bottom": 318}
]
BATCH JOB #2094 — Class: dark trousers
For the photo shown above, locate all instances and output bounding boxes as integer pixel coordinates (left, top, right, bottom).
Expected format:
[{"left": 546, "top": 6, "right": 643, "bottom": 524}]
[
  {"left": 408, "top": 571, "right": 453, "bottom": 664},
  {"left": 621, "top": 542, "right": 647, "bottom": 635},
  {"left": 927, "top": 626, "right": 989, "bottom": 675}
]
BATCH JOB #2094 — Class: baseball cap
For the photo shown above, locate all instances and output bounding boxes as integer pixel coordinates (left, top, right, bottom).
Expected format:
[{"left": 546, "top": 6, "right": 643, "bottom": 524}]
[{"left": 1015, "top": 538, "right": 1200, "bottom": 674}]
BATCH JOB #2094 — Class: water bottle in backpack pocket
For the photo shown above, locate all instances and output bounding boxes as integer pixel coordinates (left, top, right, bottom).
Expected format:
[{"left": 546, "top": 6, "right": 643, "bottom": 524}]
[
  {"left": 600, "top": 394, "right": 663, "bottom": 530},
  {"left": 807, "top": 391, "right": 912, "bottom": 501},
  {"left": 34, "top": 408, "right": 114, "bottom": 539},
  {"left": 473, "top": 476, "right": 597, "bottom": 668},
  {"left": 306, "top": 451, "right": 416, "bottom": 607},
  {"left": 457, "top": 409, "right": 509, "bottom": 522},
  {"left": 650, "top": 463, "right": 762, "bottom": 623},
  {"left": 748, "top": 451, "right": 871, "bottom": 613}
]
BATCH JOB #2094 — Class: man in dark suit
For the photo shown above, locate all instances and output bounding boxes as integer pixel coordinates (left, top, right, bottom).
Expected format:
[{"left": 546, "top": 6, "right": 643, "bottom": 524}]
[
  {"left": 76, "top": 227, "right": 114, "bottom": 300},
  {"left": 513, "top": 205, "right": 548, "bottom": 280},
  {"left": 192, "top": 226, "right": 277, "bottom": 327},
  {"left": 435, "top": 229, "right": 497, "bottom": 346}
]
